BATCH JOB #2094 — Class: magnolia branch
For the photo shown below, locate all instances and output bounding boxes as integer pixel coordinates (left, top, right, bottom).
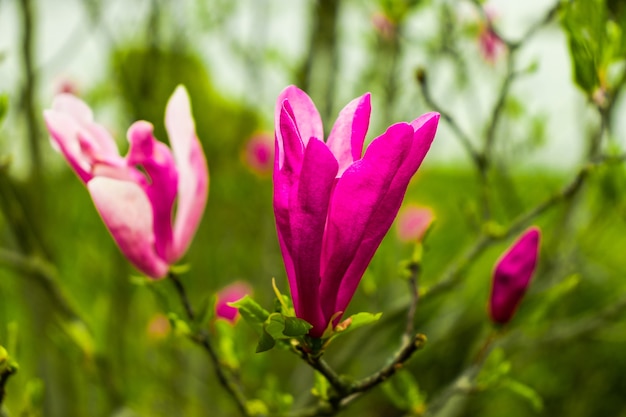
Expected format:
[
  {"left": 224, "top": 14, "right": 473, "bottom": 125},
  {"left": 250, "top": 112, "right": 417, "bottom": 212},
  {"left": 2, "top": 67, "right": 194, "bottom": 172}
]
[
  {"left": 168, "top": 273, "right": 252, "bottom": 417},
  {"left": 294, "top": 258, "right": 427, "bottom": 415}
]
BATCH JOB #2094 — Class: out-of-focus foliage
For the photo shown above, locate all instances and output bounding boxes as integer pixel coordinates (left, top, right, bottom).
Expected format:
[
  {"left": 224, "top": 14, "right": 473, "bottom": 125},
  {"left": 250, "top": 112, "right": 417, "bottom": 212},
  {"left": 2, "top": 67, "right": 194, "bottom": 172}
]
[
  {"left": 561, "top": 0, "right": 626, "bottom": 95},
  {"left": 110, "top": 47, "right": 260, "bottom": 164},
  {"left": 0, "top": 0, "right": 626, "bottom": 416}
]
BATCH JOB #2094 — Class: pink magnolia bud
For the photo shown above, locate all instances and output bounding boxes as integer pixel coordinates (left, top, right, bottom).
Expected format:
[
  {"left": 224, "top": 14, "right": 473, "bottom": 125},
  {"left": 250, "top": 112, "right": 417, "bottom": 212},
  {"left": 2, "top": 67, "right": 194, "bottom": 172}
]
[
  {"left": 489, "top": 227, "right": 541, "bottom": 324},
  {"left": 215, "top": 282, "right": 252, "bottom": 323},
  {"left": 396, "top": 205, "right": 435, "bottom": 243}
]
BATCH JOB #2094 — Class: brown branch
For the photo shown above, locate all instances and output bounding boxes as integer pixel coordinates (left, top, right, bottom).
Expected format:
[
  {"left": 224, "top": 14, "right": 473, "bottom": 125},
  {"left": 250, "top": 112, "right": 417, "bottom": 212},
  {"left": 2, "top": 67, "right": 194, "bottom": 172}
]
[{"left": 168, "top": 273, "right": 252, "bottom": 417}]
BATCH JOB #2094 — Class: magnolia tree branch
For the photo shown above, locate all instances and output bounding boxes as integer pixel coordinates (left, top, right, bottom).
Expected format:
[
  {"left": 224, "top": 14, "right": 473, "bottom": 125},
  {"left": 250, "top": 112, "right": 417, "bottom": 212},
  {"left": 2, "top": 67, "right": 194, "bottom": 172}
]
[
  {"left": 294, "top": 260, "right": 427, "bottom": 416},
  {"left": 423, "top": 160, "right": 593, "bottom": 304},
  {"left": 168, "top": 273, "right": 252, "bottom": 417},
  {"left": 416, "top": 69, "right": 482, "bottom": 168}
]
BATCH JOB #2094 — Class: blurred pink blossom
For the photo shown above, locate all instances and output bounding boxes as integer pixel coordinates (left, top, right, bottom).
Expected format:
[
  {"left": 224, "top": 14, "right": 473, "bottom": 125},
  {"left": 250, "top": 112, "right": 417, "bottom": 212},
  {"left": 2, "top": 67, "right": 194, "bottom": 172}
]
[
  {"left": 243, "top": 132, "right": 274, "bottom": 176},
  {"left": 478, "top": 6, "right": 506, "bottom": 63},
  {"left": 54, "top": 75, "right": 80, "bottom": 96},
  {"left": 215, "top": 282, "right": 252, "bottom": 323},
  {"left": 371, "top": 11, "right": 396, "bottom": 41},
  {"left": 396, "top": 205, "right": 435, "bottom": 242}
]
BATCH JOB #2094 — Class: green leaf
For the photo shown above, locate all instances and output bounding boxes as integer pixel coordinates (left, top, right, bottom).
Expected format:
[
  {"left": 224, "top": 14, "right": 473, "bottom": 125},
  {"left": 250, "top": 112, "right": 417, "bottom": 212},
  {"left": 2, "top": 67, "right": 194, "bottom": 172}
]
[
  {"left": 561, "top": 0, "right": 604, "bottom": 92},
  {"left": 229, "top": 295, "right": 270, "bottom": 334},
  {"left": 502, "top": 378, "right": 544, "bottom": 412},
  {"left": 255, "top": 330, "right": 276, "bottom": 353},
  {"left": 283, "top": 316, "right": 313, "bottom": 337},
  {"left": 328, "top": 312, "right": 382, "bottom": 342},
  {"left": 382, "top": 370, "right": 426, "bottom": 412},
  {"left": 264, "top": 313, "right": 287, "bottom": 340},
  {"left": 476, "top": 348, "right": 511, "bottom": 388}
]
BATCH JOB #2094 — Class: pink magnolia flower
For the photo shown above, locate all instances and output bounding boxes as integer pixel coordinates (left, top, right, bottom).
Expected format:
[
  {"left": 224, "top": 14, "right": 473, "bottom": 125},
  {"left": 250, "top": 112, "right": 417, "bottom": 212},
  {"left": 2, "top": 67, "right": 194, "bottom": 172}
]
[
  {"left": 215, "top": 281, "right": 252, "bottom": 323},
  {"left": 396, "top": 205, "right": 435, "bottom": 243},
  {"left": 489, "top": 227, "right": 541, "bottom": 324},
  {"left": 44, "top": 86, "right": 209, "bottom": 279},
  {"left": 274, "top": 85, "right": 439, "bottom": 337}
]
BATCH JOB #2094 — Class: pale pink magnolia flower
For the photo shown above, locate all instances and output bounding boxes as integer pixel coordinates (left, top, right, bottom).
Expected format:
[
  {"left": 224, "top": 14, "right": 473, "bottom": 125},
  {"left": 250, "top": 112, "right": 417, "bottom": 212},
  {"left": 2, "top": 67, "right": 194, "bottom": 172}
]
[
  {"left": 396, "top": 205, "right": 435, "bottom": 242},
  {"left": 274, "top": 86, "right": 439, "bottom": 337},
  {"left": 489, "top": 227, "right": 541, "bottom": 324},
  {"left": 215, "top": 281, "right": 252, "bottom": 323},
  {"left": 243, "top": 132, "right": 274, "bottom": 176},
  {"left": 44, "top": 86, "right": 209, "bottom": 279}
]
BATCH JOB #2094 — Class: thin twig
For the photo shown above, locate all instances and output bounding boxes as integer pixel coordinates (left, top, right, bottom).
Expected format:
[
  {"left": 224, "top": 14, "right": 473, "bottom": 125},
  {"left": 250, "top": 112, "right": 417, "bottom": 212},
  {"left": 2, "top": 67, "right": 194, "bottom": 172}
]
[
  {"left": 168, "top": 273, "right": 252, "bottom": 417},
  {"left": 416, "top": 69, "right": 482, "bottom": 168}
]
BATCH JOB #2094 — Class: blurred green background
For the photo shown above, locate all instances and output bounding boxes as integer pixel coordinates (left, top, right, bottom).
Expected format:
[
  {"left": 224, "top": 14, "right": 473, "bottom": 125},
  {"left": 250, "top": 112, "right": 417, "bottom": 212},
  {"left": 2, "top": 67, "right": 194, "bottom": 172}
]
[{"left": 1, "top": 0, "right": 626, "bottom": 416}]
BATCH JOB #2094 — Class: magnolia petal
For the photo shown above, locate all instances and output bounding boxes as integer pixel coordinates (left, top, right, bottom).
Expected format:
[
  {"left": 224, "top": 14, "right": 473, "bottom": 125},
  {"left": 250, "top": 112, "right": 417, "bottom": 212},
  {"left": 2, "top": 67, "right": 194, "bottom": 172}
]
[
  {"left": 45, "top": 95, "right": 122, "bottom": 182},
  {"left": 44, "top": 110, "right": 93, "bottom": 182},
  {"left": 320, "top": 122, "right": 415, "bottom": 321},
  {"left": 127, "top": 121, "right": 178, "bottom": 262},
  {"left": 288, "top": 138, "right": 338, "bottom": 336},
  {"left": 164, "top": 86, "right": 209, "bottom": 261},
  {"left": 88, "top": 177, "right": 168, "bottom": 279},
  {"left": 273, "top": 104, "right": 306, "bottom": 309},
  {"left": 275, "top": 86, "right": 323, "bottom": 167},
  {"left": 330, "top": 113, "right": 439, "bottom": 316},
  {"left": 51, "top": 94, "right": 120, "bottom": 160},
  {"left": 490, "top": 227, "right": 541, "bottom": 324},
  {"left": 51, "top": 93, "right": 93, "bottom": 125},
  {"left": 326, "top": 93, "right": 371, "bottom": 176}
]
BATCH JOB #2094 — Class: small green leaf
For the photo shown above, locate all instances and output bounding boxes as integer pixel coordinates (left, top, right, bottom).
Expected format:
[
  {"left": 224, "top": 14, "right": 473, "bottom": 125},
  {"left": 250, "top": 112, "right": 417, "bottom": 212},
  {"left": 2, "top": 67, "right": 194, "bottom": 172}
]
[
  {"left": 255, "top": 330, "right": 276, "bottom": 353},
  {"left": 502, "top": 378, "right": 544, "bottom": 412},
  {"left": 328, "top": 312, "right": 382, "bottom": 342},
  {"left": 229, "top": 295, "right": 270, "bottom": 334},
  {"left": 283, "top": 316, "right": 313, "bottom": 337},
  {"left": 476, "top": 348, "right": 511, "bottom": 388},
  {"left": 382, "top": 370, "right": 426, "bottom": 411},
  {"left": 264, "top": 313, "right": 287, "bottom": 340}
]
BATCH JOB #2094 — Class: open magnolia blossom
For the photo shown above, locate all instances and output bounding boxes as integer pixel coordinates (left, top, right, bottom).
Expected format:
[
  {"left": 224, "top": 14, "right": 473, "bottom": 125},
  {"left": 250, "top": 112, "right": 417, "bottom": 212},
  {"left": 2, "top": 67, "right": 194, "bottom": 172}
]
[
  {"left": 274, "top": 85, "right": 440, "bottom": 337},
  {"left": 44, "top": 86, "right": 208, "bottom": 279},
  {"left": 489, "top": 227, "right": 541, "bottom": 324}
]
